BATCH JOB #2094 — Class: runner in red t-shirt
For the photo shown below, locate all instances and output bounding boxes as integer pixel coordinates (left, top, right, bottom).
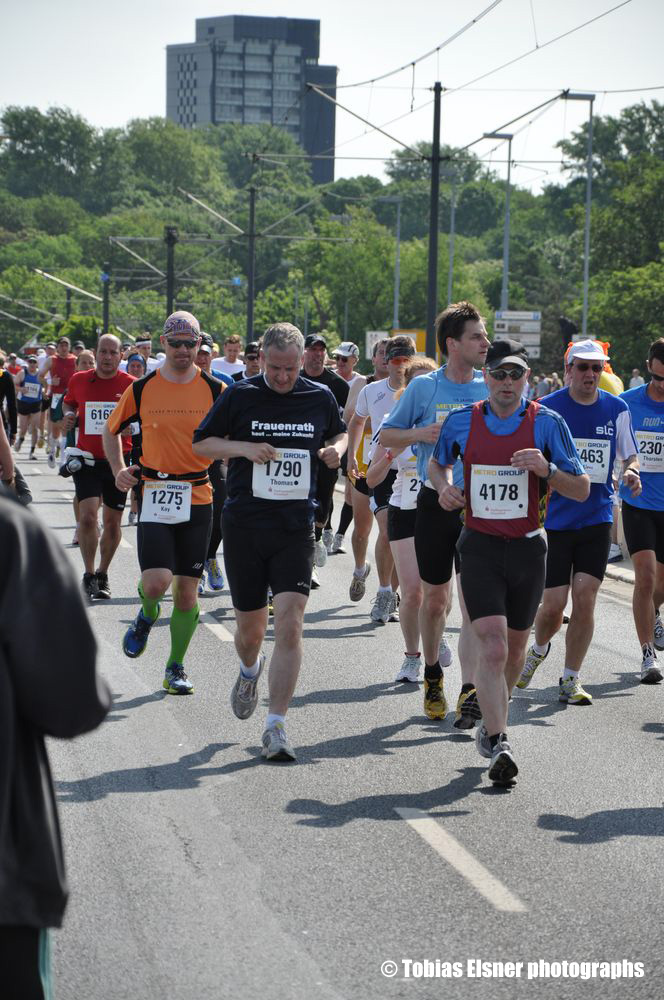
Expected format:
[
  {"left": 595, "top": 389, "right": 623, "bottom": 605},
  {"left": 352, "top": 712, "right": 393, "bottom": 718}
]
[
  {"left": 63, "top": 334, "right": 134, "bottom": 600},
  {"left": 40, "top": 336, "right": 77, "bottom": 467}
]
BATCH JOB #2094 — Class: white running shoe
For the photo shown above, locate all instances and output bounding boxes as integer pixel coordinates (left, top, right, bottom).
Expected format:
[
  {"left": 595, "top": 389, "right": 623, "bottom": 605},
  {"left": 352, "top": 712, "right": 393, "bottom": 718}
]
[
  {"left": 641, "top": 644, "right": 663, "bottom": 684},
  {"left": 370, "top": 590, "right": 393, "bottom": 624},
  {"left": 47, "top": 451, "right": 55, "bottom": 469},
  {"left": 128, "top": 510, "right": 137, "bottom": 526},
  {"left": 332, "top": 532, "right": 346, "bottom": 554},
  {"left": 322, "top": 528, "right": 334, "bottom": 554},
  {"left": 654, "top": 611, "right": 664, "bottom": 652},
  {"left": 395, "top": 654, "right": 421, "bottom": 683},
  {"left": 261, "top": 721, "right": 296, "bottom": 761},
  {"left": 438, "top": 635, "right": 453, "bottom": 669},
  {"left": 314, "top": 537, "right": 328, "bottom": 568},
  {"left": 607, "top": 543, "right": 623, "bottom": 563},
  {"left": 349, "top": 563, "right": 371, "bottom": 602},
  {"left": 310, "top": 568, "right": 321, "bottom": 589}
]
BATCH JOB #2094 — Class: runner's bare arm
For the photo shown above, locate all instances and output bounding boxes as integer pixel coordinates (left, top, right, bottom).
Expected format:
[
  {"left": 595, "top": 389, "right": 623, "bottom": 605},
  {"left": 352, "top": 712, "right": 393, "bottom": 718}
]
[
  {"left": 193, "top": 437, "right": 278, "bottom": 465},
  {"left": 380, "top": 422, "right": 440, "bottom": 449},
  {"left": 511, "top": 448, "right": 590, "bottom": 501},
  {"left": 317, "top": 432, "right": 348, "bottom": 469}
]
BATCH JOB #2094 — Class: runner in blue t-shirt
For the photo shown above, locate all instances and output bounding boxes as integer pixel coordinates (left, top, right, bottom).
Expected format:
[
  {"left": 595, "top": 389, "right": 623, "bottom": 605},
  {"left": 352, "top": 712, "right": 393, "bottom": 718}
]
[
  {"left": 381, "top": 301, "right": 489, "bottom": 729},
  {"left": 516, "top": 339, "right": 641, "bottom": 698},
  {"left": 619, "top": 337, "right": 664, "bottom": 682}
]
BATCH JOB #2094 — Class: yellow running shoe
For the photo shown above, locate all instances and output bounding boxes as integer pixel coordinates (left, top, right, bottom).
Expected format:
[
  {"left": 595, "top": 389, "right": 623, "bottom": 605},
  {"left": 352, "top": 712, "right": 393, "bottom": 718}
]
[
  {"left": 424, "top": 676, "right": 447, "bottom": 719},
  {"left": 454, "top": 687, "right": 482, "bottom": 729},
  {"left": 558, "top": 676, "right": 592, "bottom": 705}
]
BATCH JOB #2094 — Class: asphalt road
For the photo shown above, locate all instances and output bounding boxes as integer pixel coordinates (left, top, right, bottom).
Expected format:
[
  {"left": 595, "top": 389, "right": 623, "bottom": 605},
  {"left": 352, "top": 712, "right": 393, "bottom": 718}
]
[{"left": 20, "top": 454, "right": 664, "bottom": 1000}]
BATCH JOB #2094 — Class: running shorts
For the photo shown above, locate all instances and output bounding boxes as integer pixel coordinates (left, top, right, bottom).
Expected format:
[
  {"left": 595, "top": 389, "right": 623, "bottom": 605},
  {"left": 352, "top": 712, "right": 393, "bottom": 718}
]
[
  {"left": 17, "top": 400, "right": 41, "bottom": 416},
  {"left": 414, "top": 485, "right": 462, "bottom": 586},
  {"left": 222, "top": 514, "right": 315, "bottom": 612},
  {"left": 545, "top": 522, "right": 612, "bottom": 588},
  {"left": 458, "top": 528, "right": 547, "bottom": 631},
  {"left": 622, "top": 501, "right": 664, "bottom": 562},
  {"left": 352, "top": 475, "right": 370, "bottom": 497},
  {"left": 372, "top": 468, "right": 397, "bottom": 515},
  {"left": 137, "top": 503, "right": 212, "bottom": 578},
  {"left": 73, "top": 460, "right": 127, "bottom": 511},
  {"left": 387, "top": 503, "right": 417, "bottom": 542}
]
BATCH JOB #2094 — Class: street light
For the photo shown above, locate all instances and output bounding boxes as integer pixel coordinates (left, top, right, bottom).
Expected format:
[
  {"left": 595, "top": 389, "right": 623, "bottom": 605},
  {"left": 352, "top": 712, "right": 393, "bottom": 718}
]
[
  {"left": 484, "top": 131, "right": 513, "bottom": 312},
  {"left": 563, "top": 92, "right": 595, "bottom": 337},
  {"left": 377, "top": 196, "right": 402, "bottom": 330}
]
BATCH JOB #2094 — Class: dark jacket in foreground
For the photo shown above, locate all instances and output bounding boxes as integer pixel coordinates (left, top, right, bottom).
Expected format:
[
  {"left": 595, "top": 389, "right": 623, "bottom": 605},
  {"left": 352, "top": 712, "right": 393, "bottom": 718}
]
[{"left": 0, "top": 490, "right": 111, "bottom": 928}]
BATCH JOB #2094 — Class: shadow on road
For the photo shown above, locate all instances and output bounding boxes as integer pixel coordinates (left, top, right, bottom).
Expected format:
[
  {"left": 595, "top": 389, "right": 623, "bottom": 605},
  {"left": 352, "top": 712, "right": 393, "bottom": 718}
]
[{"left": 538, "top": 807, "right": 664, "bottom": 843}]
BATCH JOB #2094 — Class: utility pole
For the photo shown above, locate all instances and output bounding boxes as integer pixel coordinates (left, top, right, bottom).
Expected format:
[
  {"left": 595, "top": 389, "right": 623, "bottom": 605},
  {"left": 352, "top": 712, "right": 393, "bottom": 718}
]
[
  {"left": 563, "top": 92, "right": 595, "bottom": 336},
  {"left": 101, "top": 262, "right": 110, "bottom": 333},
  {"left": 484, "top": 132, "right": 513, "bottom": 311},
  {"left": 164, "top": 226, "right": 178, "bottom": 316},
  {"left": 426, "top": 82, "right": 442, "bottom": 358},
  {"left": 65, "top": 287, "right": 72, "bottom": 319},
  {"left": 247, "top": 186, "right": 256, "bottom": 342}
]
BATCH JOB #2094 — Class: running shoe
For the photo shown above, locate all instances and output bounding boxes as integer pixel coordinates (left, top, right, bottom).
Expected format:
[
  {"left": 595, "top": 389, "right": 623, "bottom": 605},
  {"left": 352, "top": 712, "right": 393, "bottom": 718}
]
[
  {"left": 198, "top": 576, "right": 205, "bottom": 596},
  {"left": 332, "top": 532, "right": 346, "bottom": 554},
  {"left": 322, "top": 528, "right": 334, "bottom": 554},
  {"left": 14, "top": 437, "right": 23, "bottom": 452},
  {"left": 37, "top": 435, "right": 45, "bottom": 448},
  {"left": 349, "top": 563, "right": 371, "bottom": 602},
  {"left": 395, "top": 654, "right": 421, "bottom": 683},
  {"left": 29, "top": 451, "right": 37, "bottom": 461},
  {"left": 206, "top": 557, "right": 225, "bottom": 591},
  {"left": 310, "top": 568, "right": 321, "bottom": 589},
  {"left": 454, "top": 687, "right": 482, "bottom": 729},
  {"left": 607, "top": 543, "right": 623, "bottom": 563},
  {"left": 95, "top": 571, "right": 111, "bottom": 600},
  {"left": 654, "top": 611, "right": 664, "bottom": 652},
  {"left": 439, "top": 635, "right": 453, "bottom": 669},
  {"left": 82, "top": 572, "right": 98, "bottom": 600},
  {"left": 72, "top": 526, "right": 79, "bottom": 546},
  {"left": 268, "top": 590, "right": 274, "bottom": 616},
  {"left": 370, "top": 590, "right": 393, "bottom": 624},
  {"left": 47, "top": 451, "right": 55, "bottom": 469},
  {"left": 128, "top": 510, "right": 137, "bottom": 526},
  {"left": 123, "top": 606, "right": 160, "bottom": 658},
  {"left": 488, "top": 737, "right": 518, "bottom": 785},
  {"left": 423, "top": 675, "right": 447, "bottom": 719},
  {"left": 231, "top": 652, "right": 265, "bottom": 720},
  {"left": 163, "top": 663, "right": 193, "bottom": 695},
  {"left": 261, "top": 722, "right": 296, "bottom": 762},
  {"left": 516, "top": 642, "right": 551, "bottom": 689},
  {"left": 314, "top": 537, "right": 328, "bottom": 568},
  {"left": 558, "top": 676, "right": 593, "bottom": 705},
  {"left": 641, "top": 644, "right": 663, "bottom": 684},
  {"left": 475, "top": 723, "right": 492, "bottom": 759},
  {"left": 389, "top": 591, "right": 400, "bottom": 622}
]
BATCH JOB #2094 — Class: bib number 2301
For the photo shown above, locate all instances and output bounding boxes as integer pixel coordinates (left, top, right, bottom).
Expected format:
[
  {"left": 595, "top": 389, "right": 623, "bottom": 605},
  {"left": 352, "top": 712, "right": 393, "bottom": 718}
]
[
  {"left": 252, "top": 449, "right": 310, "bottom": 500},
  {"left": 141, "top": 480, "right": 192, "bottom": 524}
]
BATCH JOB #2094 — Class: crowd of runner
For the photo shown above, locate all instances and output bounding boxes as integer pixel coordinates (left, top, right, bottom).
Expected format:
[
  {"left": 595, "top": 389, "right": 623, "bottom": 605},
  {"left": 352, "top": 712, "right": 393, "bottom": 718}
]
[{"left": 2, "top": 301, "right": 663, "bottom": 785}]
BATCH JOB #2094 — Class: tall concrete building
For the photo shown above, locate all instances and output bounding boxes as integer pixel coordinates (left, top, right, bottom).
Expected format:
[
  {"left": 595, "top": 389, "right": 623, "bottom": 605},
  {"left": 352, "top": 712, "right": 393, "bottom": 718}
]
[{"left": 166, "top": 15, "right": 337, "bottom": 184}]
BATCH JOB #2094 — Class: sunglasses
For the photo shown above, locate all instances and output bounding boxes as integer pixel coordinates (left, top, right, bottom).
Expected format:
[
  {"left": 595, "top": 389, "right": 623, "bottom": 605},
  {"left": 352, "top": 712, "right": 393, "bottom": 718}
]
[
  {"left": 648, "top": 368, "right": 664, "bottom": 382},
  {"left": 166, "top": 338, "right": 198, "bottom": 349},
  {"left": 488, "top": 367, "right": 526, "bottom": 381},
  {"left": 574, "top": 362, "right": 604, "bottom": 373}
]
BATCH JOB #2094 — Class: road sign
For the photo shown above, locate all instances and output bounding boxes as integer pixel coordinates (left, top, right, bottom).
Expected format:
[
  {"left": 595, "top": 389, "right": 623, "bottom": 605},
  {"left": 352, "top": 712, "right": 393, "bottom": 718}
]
[
  {"left": 493, "top": 331, "right": 542, "bottom": 346},
  {"left": 366, "top": 331, "right": 388, "bottom": 359},
  {"left": 495, "top": 310, "right": 541, "bottom": 321},
  {"left": 494, "top": 320, "right": 541, "bottom": 335}
]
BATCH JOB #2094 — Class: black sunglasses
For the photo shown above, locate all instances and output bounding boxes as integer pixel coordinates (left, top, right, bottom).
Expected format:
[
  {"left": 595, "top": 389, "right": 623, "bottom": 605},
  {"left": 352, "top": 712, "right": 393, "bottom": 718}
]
[
  {"left": 648, "top": 367, "right": 664, "bottom": 382},
  {"left": 574, "top": 362, "right": 604, "bottom": 373},
  {"left": 488, "top": 367, "right": 526, "bottom": 381},
  {"left": 166, "top": 338, "right": 198, "bottom": 349}
]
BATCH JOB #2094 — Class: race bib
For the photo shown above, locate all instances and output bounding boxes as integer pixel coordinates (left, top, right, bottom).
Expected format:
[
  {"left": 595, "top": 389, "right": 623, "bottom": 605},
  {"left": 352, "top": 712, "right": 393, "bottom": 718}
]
[
  {"left": 50, "top": 392, "right": 64, "bottom": 410},
  {"left": 22, "top": 381, "right": 40, "bottom": 399},
  {"left": 636, "top": 431, "right": 664, "bottom": 473},
  {"left": 252, "top": 449, "right": 310, "bottom": 500},
  {"left": 85, "top": 401, "right": 116, "bottom": 435},
  {"left": 574, "top": 437, "right": 611, "bottom": 484},
  {"left": 470, "top": 465, "right": 528, "bottom": 519},
  {"left": 140, "top": 480, "right": 192, "bottom": 524},
  {"left": 400, "top": 455, "right": 420, "bottom": 510}
]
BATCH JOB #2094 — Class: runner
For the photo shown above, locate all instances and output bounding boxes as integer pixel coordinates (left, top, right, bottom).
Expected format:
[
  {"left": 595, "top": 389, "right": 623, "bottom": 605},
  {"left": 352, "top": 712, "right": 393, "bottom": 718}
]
[
  {"left": 40, "top": 336, "right": 77, "bottom": 468},
  {"left": 431, "top": 338, "right": 589, "bottom": 784},
  {"left": 120, "top": 333, "right": 161, "bottom": 373},
  {"left": 619, "top": 337, "right": 664, "bottom": 682},
  {"left": 103, "top": 311, "right": 224, "bottom": 695},
  {"left": 334, "top": 341, "right": 366, "bottom": 393},
  {"left": 517, "top": 339, "right": 641, "bottom": 700},
  {"left": 212, "top": 334, "right": 245, "bottom": 379},
  {"left": 367, "top": 358, "right": 438, "bottom": 682},
  {"left": 347, "top": 336, "right": 416, "bottom": 622},
  {"left": 63, "top": 334, "right": 134, "bottom": 599},
  {"left": 381, "top": 302, "right": 489, "bottom": 724},
  {"left": 13, "top": 356, "right": 42, "bottom": 459},
  {"left": 192, "top": 322, "right": 347, "bottom": 760},
  {"left": 0, "top": 362, "right": 17, "bottom": 448},
  {"left": 232, "top": 342, "right": 261, "bottom": 381}
]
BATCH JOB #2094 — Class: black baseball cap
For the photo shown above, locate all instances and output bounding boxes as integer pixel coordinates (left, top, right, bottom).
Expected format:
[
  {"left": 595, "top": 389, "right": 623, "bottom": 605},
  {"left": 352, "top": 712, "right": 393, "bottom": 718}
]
[
  {"left": 485, "top": 338, "right": 529, "bottom": 371},
  {"left": 244, "top": 341, "right": 260, "bottom": 358},
  {"left": 74, "top": 340, "right": 85, "bottom": 348},
  {"left": 199, "top": 332, "right": 215, "bottom": 348},
  {"left": 304, "top": 334, "right": 326, "bottom": 349}
]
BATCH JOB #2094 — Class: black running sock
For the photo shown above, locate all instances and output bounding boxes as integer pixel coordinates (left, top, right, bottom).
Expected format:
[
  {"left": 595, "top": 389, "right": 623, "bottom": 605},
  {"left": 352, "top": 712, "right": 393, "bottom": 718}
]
[
  {"left": 461, "top": 682, "right": 474, "bottom": 694},
  {"left": 488, "top": 732, "right": 507, "bottom": 750},
  {"left": 424, "top": 663, "right": 443, "bottom": 682},
  {"left": 337, "top": 501, "right": 354, "bottom": 537}
]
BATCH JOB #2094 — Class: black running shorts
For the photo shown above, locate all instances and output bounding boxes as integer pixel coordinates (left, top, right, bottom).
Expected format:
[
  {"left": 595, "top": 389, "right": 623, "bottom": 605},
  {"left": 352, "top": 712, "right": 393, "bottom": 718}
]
[
  {"left": 222, "top": 514, "right": 315, "bottom": 612},
  {"left": 137, "top": 503, "right": 212, "bottom": 578},
  {"left": 458, "top": 528, "right": 547, "bottom": 631},
  {"left": 315, "top": 463, "right": 338, "bottom": 525},
  {"left": 73, "top": 460, "right": 127, "bottom": 511},
  {"left": 372, "top": 468, "right": 397, "bottom": 515},
  {"left": 545, "top": 522, "right": 612, "bottom": 588},
  {"left": 414, "top": 485, "right": 462, "bottom": 586},
  {"left": 17, "top": 400, "right": 41, "bottom": 416},
  {"left": 387, "top": 503, "right": 417, "bottom": 542},
  {"left": 622, "top": 501, "right": 664, "bottom": 562},
  {"left": 352, "top": 475, "right": 370, "bottom": 497}
]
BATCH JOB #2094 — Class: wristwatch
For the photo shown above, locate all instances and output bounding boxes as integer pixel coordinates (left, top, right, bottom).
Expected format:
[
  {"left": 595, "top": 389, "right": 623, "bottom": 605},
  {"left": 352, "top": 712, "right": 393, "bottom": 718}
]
[{"left": 545, "top": 461, "right": 558, "bottom": 481}]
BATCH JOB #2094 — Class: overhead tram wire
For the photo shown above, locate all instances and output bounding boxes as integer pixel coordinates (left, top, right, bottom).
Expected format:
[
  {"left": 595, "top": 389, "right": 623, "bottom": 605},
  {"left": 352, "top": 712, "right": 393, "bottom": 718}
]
[{"left": 306, "top": 84, "right": 426, "bottom": 160}]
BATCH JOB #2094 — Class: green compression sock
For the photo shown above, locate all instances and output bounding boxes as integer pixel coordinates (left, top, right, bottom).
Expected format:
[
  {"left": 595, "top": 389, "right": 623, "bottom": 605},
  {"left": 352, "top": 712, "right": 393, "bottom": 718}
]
[
  {"left": 138, "top": 580, "right": 160, "bottom": 623},
  {"left": 167, "top": 604, "right": 200, "bottom": 668}
]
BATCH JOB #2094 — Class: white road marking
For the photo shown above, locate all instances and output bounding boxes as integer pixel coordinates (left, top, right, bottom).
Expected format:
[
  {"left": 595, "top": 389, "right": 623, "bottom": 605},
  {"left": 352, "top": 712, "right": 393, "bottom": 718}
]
[
  {"left": 201, "top": 613, "right": 234, "bottom": 642},
  {"left": 395, "top": 807, "right": 527, "bottom": 913}
]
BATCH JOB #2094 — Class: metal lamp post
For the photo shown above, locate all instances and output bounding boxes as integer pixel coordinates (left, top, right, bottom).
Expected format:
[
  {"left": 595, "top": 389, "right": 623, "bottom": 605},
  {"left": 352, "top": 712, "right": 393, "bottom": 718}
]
[
  {"left": 563, "top": 92, "right": 595, "bottom": 337},
  {"left": 484, "top": 132, "right": 513, "bottom": 312},
  {"left": 377, "top": 196, "right": 403, "bottom": 329}
]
